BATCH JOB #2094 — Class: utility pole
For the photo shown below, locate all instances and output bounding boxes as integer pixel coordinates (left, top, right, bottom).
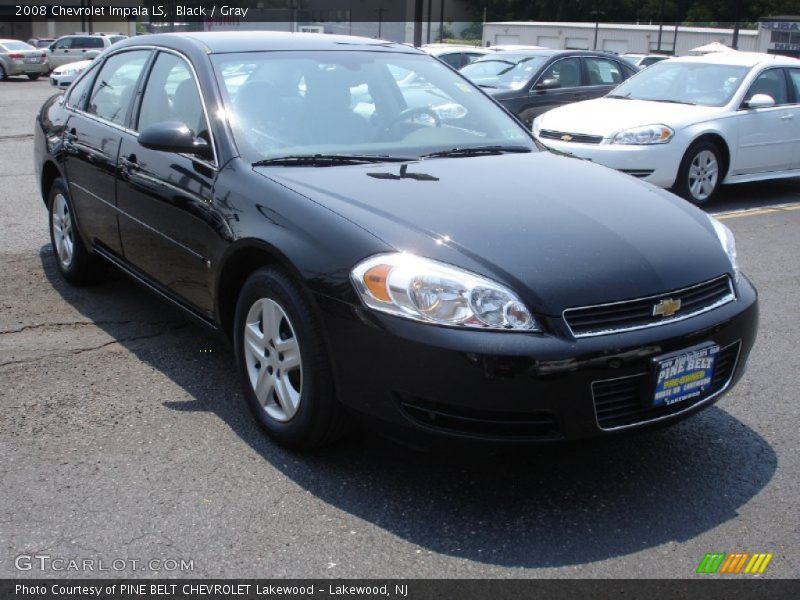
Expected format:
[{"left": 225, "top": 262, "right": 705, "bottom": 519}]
[
  {"left": 375, "top": 7, "right": 385, "bottom": 39},
  {"left": 656, "top": 0, "right": 666, "bottom": 52},
  {"left": 413, "top": 0, "right": 423, "bottom": 47},
  {"left": 426, "top": 0, "right": 432, "bottom": 44},
  {"left": 732, "top": 0, "right": 742, "bottom": 49},
  {"left": 439, "top": 0, "right": 444, "bottom": 43}
]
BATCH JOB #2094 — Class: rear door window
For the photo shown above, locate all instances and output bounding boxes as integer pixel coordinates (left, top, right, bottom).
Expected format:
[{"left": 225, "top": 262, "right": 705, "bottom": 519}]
[{"left": 86, "top": 50, "right": 150, "bottom": 126}]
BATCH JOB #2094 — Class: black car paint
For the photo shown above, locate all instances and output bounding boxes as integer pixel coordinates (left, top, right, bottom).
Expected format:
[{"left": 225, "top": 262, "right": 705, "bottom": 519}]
[
  {"left": 477, "top": 50, "right": 637, "bottom": 125},
  {"left": 34, "top": 33, "right": 758, "bottom": 443}
]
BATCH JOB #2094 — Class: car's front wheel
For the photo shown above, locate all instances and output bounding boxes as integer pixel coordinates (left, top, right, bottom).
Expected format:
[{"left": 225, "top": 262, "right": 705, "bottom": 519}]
[
  {"left": 0, "top": 65, "right": 7, "bottom": 81},
  {"left": 27, "top": 73, "right": 40, "bottom": 81},
  {"left": 673, "top": 141, "right": 723, "bottom": 206},
  {"left": 233, "top": 267, "right": 348, "bottom": 450},
  {"left": 47, "top": 178, "right": 103, "bottom": 284}
]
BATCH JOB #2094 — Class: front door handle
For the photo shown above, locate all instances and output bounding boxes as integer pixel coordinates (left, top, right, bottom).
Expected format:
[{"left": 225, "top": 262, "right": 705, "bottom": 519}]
[{"left": 120, "top": 154, "right": 139, "bottom": 170}]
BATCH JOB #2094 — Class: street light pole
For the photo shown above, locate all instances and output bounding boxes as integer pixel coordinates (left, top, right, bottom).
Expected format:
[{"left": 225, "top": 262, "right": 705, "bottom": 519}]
[{"left": 656, "top": 0, "right": 666, "bottom": 52}]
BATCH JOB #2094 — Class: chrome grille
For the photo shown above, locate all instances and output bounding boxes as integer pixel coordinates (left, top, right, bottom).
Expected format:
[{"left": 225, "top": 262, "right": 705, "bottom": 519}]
[
  {"left": 564, "top": 275, "right": 735, "bottom": 338},
  {"left": 539, "top": 130, "right": 604, "bottom": 144}
]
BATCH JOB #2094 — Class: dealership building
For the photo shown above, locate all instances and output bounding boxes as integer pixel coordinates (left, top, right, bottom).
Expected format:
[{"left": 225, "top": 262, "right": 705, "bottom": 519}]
[{"left": 483, "top": 18, "right": 800, "bottom": 57}]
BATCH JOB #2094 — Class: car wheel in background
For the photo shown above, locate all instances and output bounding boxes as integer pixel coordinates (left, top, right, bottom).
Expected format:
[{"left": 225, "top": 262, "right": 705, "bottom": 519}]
[
  {"left": 27, "top": 73, "right": 40, "bottom": 81},
  {"left": 47, "top": 178, "right": 103, "bottom": 284},
  {"left": 0, "top": 65, "right": 6, "bottom": 81},
  {"left": 233, "top": 267, "right": 349, "bottom": 450},
  {"left": 673, "top": 141, "right": 723, "bottom": 206}
]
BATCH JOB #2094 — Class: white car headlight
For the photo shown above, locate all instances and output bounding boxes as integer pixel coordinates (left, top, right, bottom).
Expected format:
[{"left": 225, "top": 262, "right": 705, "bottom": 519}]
[
  {"left": 708, "top": 215, "right": 739, "bottom": 280},
  {"left": 611, "top": 124, "right": 673, "bottom": 145},
  {"left": 351, "top": 253, "right": 540, "bottom": 331}
]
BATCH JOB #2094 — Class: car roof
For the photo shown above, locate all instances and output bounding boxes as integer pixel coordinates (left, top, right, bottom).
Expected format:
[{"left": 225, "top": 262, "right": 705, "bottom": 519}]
[
  {"left": 670, "top": 51, "right": 800, "bottom": 67},
  {"left": 117, "top": 31, "right": 424, "bottom": 55},
  {"left": 421, "top": 44, "right": 489, "bottom": 55}
]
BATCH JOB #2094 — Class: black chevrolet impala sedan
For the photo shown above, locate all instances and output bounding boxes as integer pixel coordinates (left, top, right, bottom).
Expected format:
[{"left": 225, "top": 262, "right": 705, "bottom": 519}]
[{"left": 34, "top": 32, "right": 758, "bottom": 450}]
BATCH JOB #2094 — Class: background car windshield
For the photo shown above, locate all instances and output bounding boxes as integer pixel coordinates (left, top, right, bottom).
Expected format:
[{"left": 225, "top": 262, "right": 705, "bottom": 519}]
[
  {"left": 492, "top": 56, "right": 548, "bottom": 89},
  {"left": 212, "top": 51, "right": 535, "bottom": 161},
  {"left": 610, "top": 61, "right": 749, "bottom": 106},
  {"left": 2, "top": 41, "right": 35, "bottom": 51}
]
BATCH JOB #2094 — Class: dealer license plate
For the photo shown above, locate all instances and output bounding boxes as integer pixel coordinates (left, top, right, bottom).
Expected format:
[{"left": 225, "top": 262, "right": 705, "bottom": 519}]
[
  {"left": 24, "top": 57, "right": 40, "bottom": 63},
  {"left": 653, "top": 343, "right": 719, "bottom": 407}
]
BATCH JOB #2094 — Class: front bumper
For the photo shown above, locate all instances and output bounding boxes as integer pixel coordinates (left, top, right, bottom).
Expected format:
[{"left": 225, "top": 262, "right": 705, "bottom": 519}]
[
  {"left": 538, "top": 138, "right": 684, "bottom": 189},
  {"left": 314, "top": 276, "right": 758, "bottom": 444},
  {"left": 50, "top": 74, "right": 77, "bottom": 88}
]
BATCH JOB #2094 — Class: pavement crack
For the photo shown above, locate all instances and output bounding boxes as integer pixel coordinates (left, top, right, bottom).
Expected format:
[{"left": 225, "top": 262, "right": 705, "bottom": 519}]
[
  {"left": 0, "top": 324, "right": 189, "bottom": 368},
  {"left": 0, "top": 320, "right": 182, "bottom": 335}
]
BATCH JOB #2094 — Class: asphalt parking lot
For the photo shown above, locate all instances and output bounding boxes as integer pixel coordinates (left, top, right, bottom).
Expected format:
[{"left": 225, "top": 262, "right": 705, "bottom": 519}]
[{"left": 0, "top": 78, "right": 798, "bottom": 579}]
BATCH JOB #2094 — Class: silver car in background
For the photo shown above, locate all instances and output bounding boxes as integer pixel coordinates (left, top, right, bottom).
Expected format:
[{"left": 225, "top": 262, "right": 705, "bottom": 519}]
[{"left": 0, "top": 40, "right": 48, "bottom": 81}]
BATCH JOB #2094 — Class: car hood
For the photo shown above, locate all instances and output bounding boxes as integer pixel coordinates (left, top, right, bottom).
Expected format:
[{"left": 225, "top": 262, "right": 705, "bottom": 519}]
[
  {"left": 255, "top": 152, "right": 732, "bottom": 315},
  {"left": 538, "top": 97, "right": 725, "bottom": 137},
  {"left": 53, "top": 59, "right": 93, "bottom": 74}
]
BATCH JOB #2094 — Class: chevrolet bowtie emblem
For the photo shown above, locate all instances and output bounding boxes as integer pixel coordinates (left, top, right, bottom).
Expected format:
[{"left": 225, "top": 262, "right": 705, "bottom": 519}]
[
  {"left": 653, "top": 297, "right": 682, "bottom": 318},
  {"left": 560, "top": 134, "right": 573, "bottom": 142}
]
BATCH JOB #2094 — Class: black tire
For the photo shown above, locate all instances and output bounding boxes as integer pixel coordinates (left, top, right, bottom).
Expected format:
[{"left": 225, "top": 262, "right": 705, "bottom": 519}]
[
  {"left": 27, "top": 73, "right": 40, "bottom": 81},
  {"left": 233, "top": 266, "right": 349, "bottom": 450},
  {"left": 0, "top": 65, "right": 6, "bottom": 81},
  {"left": 47, "top": 178, "right": 104, "bottom": 284},
  {"left": 672, "top": 140, "right": 724, "bottom": 206}
]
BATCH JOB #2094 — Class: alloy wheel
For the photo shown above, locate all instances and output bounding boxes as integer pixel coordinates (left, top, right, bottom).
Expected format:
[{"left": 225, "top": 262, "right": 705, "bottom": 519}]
[
  {"left": 243, "top": 298, "right": 303, "bottom": 422},
  {"left": 687, "top": 149, "right": 718, "bottom": 202},
  {"left": 51, "top": 193, "right": 74, "bottom": 268}
]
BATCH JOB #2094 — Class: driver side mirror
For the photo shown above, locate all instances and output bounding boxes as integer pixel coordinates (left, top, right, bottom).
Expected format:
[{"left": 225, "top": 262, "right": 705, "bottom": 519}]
[
  {"left": 744, "top": 93, "right": 775, "bottom": 109},
  {"left": 534, "top": 78, "right": 559, "bottom": 92},
  {"left": 138, "top": 121, "right": 211, "bottom": 159}
]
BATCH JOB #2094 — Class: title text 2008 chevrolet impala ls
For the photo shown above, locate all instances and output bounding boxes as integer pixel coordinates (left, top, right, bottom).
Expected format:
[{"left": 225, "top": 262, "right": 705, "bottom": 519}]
[{"left": 34, "top": 32, "right": 757, "bottom": 449}]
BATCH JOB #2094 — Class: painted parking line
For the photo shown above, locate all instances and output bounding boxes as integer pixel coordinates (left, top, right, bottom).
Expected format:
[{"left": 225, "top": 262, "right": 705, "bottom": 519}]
[{"left": 712, "top": 202, "right": 800, "bottom": 220}]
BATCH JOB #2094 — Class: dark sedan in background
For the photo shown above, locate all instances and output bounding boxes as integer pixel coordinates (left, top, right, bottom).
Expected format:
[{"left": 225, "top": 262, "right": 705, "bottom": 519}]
[
  {"left": 35, "top": 32, "right": 756, "bottom": 450},
  {"left": 461, "top": 49, "right": 638, "bottom": 125}
]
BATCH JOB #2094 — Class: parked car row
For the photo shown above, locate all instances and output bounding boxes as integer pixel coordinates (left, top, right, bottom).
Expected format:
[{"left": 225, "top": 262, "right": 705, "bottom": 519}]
[{"left": 0, "top": 33, "right": 126, "bottom": 81}]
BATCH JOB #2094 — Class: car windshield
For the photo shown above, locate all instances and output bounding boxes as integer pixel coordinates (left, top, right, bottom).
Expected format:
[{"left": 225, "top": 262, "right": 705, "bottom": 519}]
[
  {"left": 609, "top": 61, "right": 750, "bottom": 106},
  {"left": 461, "top": 55, "right": 548, "bottom": 89},
  {"left": 212, "top": 50, "right": 536, "bottom": 162}
]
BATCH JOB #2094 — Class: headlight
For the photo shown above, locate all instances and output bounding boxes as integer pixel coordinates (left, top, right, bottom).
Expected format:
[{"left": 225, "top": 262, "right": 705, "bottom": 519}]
[
  {"left": 351, "top": 253, "right": 540, "bottom": 331},
  {"left": 708, "top": 215, "right": 739, "bottom": 280},
  {"left": 611, "top": 124, "right": 673, "bottom": 145}
]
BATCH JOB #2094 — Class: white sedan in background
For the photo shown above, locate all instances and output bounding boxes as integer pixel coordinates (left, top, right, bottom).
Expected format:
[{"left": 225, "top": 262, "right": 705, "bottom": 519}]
[
  {"left": 533, "top": 52, "right": 800, "bottom": 204},
  {"left": 49, "top": 59, "right": 93, "bottom": 88}
]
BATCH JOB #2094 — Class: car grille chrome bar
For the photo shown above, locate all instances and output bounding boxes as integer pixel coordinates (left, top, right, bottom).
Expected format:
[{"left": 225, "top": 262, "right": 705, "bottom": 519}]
[
  {"left": 563, "top": 275, "right": 735, "bottom": 338},
  {"left": 538, "top": 129, "right": 604, "bottom": 144}
]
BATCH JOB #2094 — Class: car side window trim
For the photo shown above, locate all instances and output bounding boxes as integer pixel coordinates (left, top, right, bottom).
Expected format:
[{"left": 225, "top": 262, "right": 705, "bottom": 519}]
[
  {"left": 531, "top": 56, "right": 584, "bottom": 91},
  {"left": 740, "top": 67, "right": 790, "bottom": 109},
  {"left": 132, "top": 48, "right": 219, "bottom": 169},
  {"left": 65, "top": 47, "right": 154, "bottom": 128},
  {"left": 580, "top": 57, "right": 626, "bottom": 88},
  {"left": 81, "top": 48, "right": 153, "bottom": 130}
]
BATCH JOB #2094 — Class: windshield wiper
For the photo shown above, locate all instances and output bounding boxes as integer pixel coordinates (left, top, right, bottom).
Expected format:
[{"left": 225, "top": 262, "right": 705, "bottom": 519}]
[
  {"left": 478, "top": 84, "right": 497, "bottom": 89},
  {"left": 253, "top": 154, "right": 416, "bottom": 167},
  {"left": 420, "top": 145, "right": 532, "bottom": 159},
  {"left": 607, "top": 93, "right": 633, "bottom": 99},
  {"left": 651, "top": 98, "right": 697, "bottom": 105}
]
